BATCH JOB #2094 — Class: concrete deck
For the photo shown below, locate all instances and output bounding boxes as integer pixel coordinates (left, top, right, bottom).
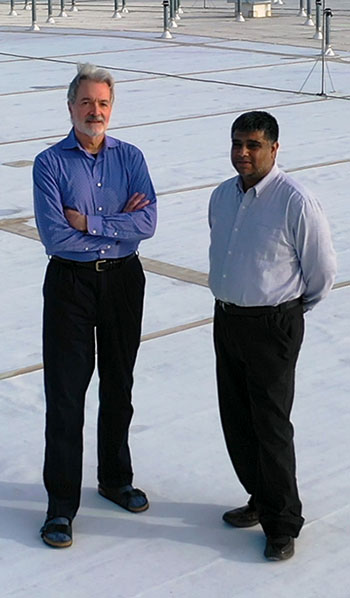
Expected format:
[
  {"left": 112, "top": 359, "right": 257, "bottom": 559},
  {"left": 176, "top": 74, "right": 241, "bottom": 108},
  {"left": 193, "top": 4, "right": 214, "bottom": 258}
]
[{"left": 1, "top": 0, "right": 349, "bottom": 52}]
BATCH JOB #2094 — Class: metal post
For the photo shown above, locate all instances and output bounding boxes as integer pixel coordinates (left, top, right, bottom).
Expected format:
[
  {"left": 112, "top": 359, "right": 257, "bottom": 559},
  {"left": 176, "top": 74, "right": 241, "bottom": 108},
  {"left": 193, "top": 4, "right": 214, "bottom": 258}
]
[
  {"left": 324, "top": 7, "right": 334, "bottom": 55},
  {"left": 70, "top": 0, "right": 78, "bottom": 12},
  {"left": 273, "top": 0, "right": 283, "bottom": 5},
  {"left": 9, "top": 0, "right": 17, "bottom": 16},
  {"left": 304, "top": 0, "right": 314, "bottom": 25},
  {"left": 47, "top": 0, "right": 55, "bottom": 22},
  {"left": 59, "top": 0, "right": 67, "bottom": 17},
  {"left": 24, "top": 0, "right": 31, "bottom": 10},
  {"left": 30, "top": 0, "right": 40, "bottom": 30},
  {"left": 178, "top": 0, "right": 183, "bottom": 15},
  {"left": 298, "top": 0, "right": 306, "bottom": 17},
  {"left": 236, "top": 0, "right": 245, "bottom": 22},
  {"left": 320, "top": 0, "right": 326, "bottom": 94},
  {"left": 113, "top": 0, "right": 121, "bottom": 18},
  {"left": 301, "top": 0, "right": 335, "bottom": 95},
  {"left": 121, "top": 0, "right": 128, "bottom": 14},
  {"left": 161, "top": 0, "right": 172, "bottom": 38},
  {"left": 313, "top": 0, "right": 322, "bottom": 39},
  {"left": 169, "top": 0, "right": 177, "bottom": 28},
  {"left": 175, "top": 0, "right": 180, "bottom": 20}
]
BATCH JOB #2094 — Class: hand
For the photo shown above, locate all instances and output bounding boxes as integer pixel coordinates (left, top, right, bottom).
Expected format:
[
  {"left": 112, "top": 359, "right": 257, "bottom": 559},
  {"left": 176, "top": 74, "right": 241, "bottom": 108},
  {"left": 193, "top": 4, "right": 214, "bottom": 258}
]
[
  {"left": 123, "top": 192, "right": 150, "bottom": 213},
  {"left": 64, "top": 208, "right": 87, "bottom": 232}
]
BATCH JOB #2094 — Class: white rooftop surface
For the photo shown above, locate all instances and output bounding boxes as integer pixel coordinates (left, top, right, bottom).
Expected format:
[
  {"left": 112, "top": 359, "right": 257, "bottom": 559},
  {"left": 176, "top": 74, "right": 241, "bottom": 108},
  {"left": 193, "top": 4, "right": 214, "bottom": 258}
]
[{"left": 0, "top": 7, "right": 350, "bottom": 598}]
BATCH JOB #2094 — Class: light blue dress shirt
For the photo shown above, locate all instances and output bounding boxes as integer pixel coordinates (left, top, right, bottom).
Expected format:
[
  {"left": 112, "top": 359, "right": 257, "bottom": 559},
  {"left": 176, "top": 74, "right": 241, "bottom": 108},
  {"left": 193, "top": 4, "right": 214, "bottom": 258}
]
[
  {"left": 33, "top": 128, "right": 157, "bottom": 261},
  {"left": 208, "top": 164, "right": 336, "bottom": 310}
]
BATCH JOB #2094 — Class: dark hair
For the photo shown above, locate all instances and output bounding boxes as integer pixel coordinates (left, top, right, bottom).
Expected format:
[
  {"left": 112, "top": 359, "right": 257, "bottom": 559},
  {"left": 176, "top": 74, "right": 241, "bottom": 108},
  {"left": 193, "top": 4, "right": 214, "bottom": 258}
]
[{"left": 231, "top": 111, "right": 279, "bottom": 143}]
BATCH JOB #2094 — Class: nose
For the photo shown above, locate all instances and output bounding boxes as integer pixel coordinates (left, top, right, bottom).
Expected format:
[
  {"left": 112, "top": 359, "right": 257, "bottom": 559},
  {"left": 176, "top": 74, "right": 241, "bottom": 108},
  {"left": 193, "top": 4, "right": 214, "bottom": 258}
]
[
  {"left": 232, "top": 143, "right": 247, "bottom": 158},
  {"left": 90, "top": 101, "right": 100, "bottom": 115},
  {"left": 237, "top": 144, "right": 248, "bottom": 157}
]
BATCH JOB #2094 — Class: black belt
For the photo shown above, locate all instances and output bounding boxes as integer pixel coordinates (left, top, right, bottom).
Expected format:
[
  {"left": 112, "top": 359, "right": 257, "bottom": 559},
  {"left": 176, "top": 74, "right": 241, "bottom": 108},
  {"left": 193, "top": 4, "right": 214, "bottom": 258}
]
[
  {"left": 217, "top": 297, "right": 302, "bottom": 316},
  {"left": 51, "top": 253, "right": 136, "bottom": 272}
]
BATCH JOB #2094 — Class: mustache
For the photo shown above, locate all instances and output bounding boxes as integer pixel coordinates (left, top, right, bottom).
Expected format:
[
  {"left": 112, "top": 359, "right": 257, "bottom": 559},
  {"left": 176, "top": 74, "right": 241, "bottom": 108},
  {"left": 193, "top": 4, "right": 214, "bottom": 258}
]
[{"left": 85, "top": 116, "right": 105, "bottom": 123}]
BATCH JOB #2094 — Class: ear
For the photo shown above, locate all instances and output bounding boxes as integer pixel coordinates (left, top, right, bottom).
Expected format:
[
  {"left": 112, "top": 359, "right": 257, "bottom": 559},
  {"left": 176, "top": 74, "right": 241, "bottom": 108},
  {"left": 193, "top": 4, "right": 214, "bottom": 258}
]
[{"left": 272, "top": 141, "right": 279, "bottom": 157}]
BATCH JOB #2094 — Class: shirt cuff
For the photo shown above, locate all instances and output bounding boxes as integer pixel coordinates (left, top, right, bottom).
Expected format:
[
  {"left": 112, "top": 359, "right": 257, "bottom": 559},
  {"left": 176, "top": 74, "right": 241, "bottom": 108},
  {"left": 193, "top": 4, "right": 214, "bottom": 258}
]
[{"left": 87, "top": 215, "right": 103, "bottom": 236}]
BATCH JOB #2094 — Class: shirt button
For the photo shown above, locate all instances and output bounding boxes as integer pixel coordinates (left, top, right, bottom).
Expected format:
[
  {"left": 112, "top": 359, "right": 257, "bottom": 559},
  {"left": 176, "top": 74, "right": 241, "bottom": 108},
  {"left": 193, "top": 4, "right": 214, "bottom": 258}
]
[
  {"left": 98, "top": 206, "right": 103, "bottom": 211},
  {"left": 223, "top": 274, "right": 226, "bottom": 278},
  {"left": 228, "top": 250, "right": 232, "bottom": 255},
  {"left": 97, "top": 182, "right": 102, "bottom": 187},
  {"left": 107, "top": 245, "right": 111, "bottom": 249},
  {"left": 92, "top": 229, "right": 97, "bottom": 234},
  {"left": 242, "top": 206, "right": 246, "bottom": 210},
  {"left": 101, "top": 250, "right": 105, "bottom": 254},
  {"left": 114, "top": 232, "right": 118, "bottom": 236},
  {"left": 234, "top": 228, "right": 238, "bottom": 232},
  {"left": 85, "top": 247, "right": 89, "bottom": 251}
]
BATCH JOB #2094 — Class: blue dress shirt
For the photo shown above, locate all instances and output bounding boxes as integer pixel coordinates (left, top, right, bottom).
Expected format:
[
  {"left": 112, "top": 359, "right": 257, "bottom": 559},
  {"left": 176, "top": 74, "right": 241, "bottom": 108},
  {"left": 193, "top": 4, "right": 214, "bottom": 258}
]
[
  {"left": 208, "top": 164, "right": 336, "bottom": 310},
  {"left": 33, "top": 129, "right": 157, "bottom": 261}
]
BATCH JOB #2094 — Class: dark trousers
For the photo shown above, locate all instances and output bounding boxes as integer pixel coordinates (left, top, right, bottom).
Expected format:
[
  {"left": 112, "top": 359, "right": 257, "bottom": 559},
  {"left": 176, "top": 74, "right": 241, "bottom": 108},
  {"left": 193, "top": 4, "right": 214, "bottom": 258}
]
[
  {"left": 214, "top": 301, "right": 305, "bottom": 538},
  {"left": 42, "top": 255, "right": 145, "bottom": 520}
]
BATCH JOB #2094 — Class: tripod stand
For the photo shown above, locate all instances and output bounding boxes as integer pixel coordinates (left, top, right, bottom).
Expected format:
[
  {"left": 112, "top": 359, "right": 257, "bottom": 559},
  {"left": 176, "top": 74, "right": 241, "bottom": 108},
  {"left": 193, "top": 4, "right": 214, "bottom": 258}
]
[{"left": 299, "top": 0, "right": 335, "bottom": 96}]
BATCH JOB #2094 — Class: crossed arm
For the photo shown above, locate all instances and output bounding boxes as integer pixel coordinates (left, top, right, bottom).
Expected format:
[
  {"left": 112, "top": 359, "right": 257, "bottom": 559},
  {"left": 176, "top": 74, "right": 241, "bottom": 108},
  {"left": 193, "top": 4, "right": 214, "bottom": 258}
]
[{"left": 65, "top": 192, "right": 150, "bottom": 232}]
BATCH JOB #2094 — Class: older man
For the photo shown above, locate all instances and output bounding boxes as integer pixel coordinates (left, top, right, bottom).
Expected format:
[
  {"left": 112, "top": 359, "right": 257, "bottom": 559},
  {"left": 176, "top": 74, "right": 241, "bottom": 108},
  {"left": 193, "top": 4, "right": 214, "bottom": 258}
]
[
  {"left": 34, "top": 64, "right": 157, "bottom": 548},
  {"left": 209, "top": 111, "right": 336, "bottom": 560}
]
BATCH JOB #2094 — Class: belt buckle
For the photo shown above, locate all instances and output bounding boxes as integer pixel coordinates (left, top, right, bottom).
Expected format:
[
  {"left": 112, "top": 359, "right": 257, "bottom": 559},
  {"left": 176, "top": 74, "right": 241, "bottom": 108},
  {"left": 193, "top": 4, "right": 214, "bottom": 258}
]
[{"left": 95, "top": 259, "right": 107, "bottom": 272}]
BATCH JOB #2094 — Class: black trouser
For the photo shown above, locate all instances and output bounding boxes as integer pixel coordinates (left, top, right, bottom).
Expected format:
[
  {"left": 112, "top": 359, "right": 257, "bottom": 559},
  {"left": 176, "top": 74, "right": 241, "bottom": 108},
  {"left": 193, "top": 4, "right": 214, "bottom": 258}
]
[
  {"left": 214, "top": 300, "right": 305, "bottom": 538},
  {"left": 42, "top": 254, "right": 145, "bottom": 520}
]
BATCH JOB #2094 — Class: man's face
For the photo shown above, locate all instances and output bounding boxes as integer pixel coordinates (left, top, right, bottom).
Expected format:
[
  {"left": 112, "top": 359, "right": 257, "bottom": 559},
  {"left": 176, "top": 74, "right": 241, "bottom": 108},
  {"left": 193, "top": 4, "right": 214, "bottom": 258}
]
[
  {"left": 68, "top": 80, "right": 113, "bottom": 139},
  {"left": 231, "top": 129, "right": 279, "bottom": 189}
]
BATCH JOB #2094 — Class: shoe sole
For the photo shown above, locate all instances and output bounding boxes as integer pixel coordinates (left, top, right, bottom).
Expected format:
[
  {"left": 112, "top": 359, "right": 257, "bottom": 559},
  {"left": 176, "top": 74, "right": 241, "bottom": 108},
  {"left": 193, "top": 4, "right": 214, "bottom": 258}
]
[
  {"left": 264, "top": 551, "right": 294, "bottom": 561},
  {"left": 222, "top": 514, "right": 259, "bottom": 528},
  {"left": 264, "top": 545, "right": 294, "bottom": 561},
  {"left": 98, "top": 488, "right": 150, "bottom": 513},
  {"left": 42, "top": 535, "right": 73, "bottom": 548}
]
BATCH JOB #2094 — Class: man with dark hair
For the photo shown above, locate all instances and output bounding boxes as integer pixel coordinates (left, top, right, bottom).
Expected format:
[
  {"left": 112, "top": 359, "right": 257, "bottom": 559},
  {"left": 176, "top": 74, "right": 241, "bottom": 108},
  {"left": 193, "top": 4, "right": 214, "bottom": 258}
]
[
  {"left": 208, "top": 110, "right": 336, "bottom": 560},
  {"left": 231, "top": 110, "right": 279, "bottom": 144},
  {"left": 34, "top": 64, "right": 157, "bottom": 548}
]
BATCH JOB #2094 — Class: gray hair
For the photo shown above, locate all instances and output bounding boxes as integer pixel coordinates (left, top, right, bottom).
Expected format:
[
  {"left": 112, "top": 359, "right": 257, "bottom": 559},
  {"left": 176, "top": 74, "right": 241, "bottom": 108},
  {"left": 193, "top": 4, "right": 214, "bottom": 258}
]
[{"left": 67, "top": 63, "right": 115, "bottom": 104}]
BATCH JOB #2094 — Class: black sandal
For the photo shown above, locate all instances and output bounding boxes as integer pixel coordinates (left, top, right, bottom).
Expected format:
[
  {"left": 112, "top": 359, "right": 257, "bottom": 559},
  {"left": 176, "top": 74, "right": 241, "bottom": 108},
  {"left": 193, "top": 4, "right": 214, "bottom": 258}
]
[
  {"left": 40, "top": 517, "right": 73, "bottom": 548},
  {"left": 98, "top": 484, "right": 149, "bottom": 512}
]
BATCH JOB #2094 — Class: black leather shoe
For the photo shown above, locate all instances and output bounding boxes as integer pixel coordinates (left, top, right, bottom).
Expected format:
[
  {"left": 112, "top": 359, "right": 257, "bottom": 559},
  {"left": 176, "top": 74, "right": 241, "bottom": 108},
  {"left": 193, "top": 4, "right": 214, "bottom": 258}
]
[
  {"left": 222, "top": 504, "right": 259, "bottom": 528},
  {"left": 98, "top": 484, "right": 149, "bottom": 512},
  {"left": 40, "top": 517, "right": 73, "bottom": 548},
  {"left": 264, "top": 535, "right": 295, "bottom": 561}
]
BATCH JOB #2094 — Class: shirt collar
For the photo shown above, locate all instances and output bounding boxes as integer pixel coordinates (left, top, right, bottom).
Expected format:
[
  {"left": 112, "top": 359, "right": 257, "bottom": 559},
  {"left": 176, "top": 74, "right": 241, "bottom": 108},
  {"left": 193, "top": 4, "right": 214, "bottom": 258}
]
[
  {"left": 254, "top": 163, "right": 279, "bottom": 196},
  {"left": 235, "top": 163, "right": 280, "bottom": 197},
  {"left": 61, "top": 128, "right": 120, "bottom": 151}
]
